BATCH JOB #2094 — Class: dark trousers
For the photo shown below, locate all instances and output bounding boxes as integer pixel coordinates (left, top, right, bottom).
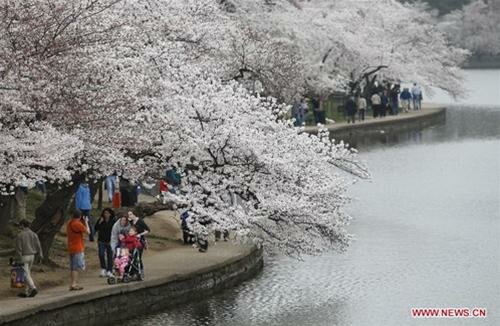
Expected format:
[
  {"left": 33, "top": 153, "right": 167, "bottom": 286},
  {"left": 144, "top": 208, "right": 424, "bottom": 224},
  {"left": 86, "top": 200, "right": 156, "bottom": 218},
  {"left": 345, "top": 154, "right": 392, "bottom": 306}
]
[
  {"left": 391, "top": 101, "right": 398, "bottom": 115},
  {"left": 313, "top": 110, "right": 319, "bottom": 124},
  {"left": 98, "top": 242, "right": 113, "bottom": 272},
  {"left": 138, "top": 248, "right": 144, "bottom": 271},
  {"left": 359, "top": 109, "right": 365, "bottom": 121},
  {"left": 373, "top": 105, "right": 380, "bottom": 118},
  {"left": 347, "top": 113, "right": 356, "bottom": 123},
  {"left": 380, "top": 105, "right": 386, "bottom": 117}
]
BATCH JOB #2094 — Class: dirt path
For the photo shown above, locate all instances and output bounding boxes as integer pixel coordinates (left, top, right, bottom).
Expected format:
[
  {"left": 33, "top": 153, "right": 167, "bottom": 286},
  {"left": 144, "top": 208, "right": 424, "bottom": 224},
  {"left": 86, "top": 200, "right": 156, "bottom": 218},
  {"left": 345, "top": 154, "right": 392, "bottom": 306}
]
[
  {"left": 0, "top": 211, "right": 236, "bottom": 315},
  {"left": 0, "top": 241, "right": 249, "bottom": 320}
]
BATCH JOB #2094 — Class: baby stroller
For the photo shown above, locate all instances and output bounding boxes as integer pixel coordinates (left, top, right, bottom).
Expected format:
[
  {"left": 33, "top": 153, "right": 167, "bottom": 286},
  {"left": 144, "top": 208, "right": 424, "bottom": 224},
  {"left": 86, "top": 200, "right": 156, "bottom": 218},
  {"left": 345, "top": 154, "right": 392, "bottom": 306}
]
[{"left": 107, "top": 248, "right": 144, "bottom": 284}]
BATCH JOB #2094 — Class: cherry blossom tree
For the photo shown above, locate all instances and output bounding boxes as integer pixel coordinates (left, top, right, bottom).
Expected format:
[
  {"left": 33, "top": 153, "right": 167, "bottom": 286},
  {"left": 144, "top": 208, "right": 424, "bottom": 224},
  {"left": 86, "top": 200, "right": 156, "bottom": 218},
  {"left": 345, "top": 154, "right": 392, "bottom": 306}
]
[
  {"left": 129, "top": 66, "right": 369, "bottom": 255},
  {"left": 2, "top": 0, "right": 468, "bottom": 259},
  {"left": 0, "top": 121, "right": 83, "bottom": 230},
  {"left": 223, "top": 25, "right": 306, "bottom": 103},
  {"left": 223, "top": 0, "right": 468, "bottom": 100},
  {"left": 439, "top": 0, "right": 500, "bottom": 57}
]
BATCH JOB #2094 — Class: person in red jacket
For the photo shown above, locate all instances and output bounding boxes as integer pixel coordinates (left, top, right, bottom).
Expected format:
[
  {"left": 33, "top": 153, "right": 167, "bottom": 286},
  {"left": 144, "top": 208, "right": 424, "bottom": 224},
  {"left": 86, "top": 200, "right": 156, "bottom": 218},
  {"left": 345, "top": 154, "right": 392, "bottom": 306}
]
[
  {"left": 158, "top": 178, "right": 169, "bottom": 204},
  {"left": 119, "top": 226, "right": 143, "bottom": 251}
]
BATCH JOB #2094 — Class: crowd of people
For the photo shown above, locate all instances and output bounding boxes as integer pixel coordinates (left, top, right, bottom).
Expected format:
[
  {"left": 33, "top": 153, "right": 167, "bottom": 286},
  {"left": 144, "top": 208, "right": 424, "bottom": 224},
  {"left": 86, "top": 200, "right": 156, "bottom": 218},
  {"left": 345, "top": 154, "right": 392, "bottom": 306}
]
[
  {"left": 291, "top": 97, "right": 327, "bottom": 126},
  {"left": 68, "top": 209, "right": 149, "bottom": 290},
  {"left": 11, "top": 168, "right": 225, "bottom": 298},
  {"left": 291, "top": 83, "right": 424, "bottom": 126},
  {"left": 344, "top": 83, "right": 423, "bottom": 124},
  {"left": 13, "top": 208, "right": 150, "bottom": 297},
  {"left": 12, "top": 166, "right": 206, "bottom": 298}
]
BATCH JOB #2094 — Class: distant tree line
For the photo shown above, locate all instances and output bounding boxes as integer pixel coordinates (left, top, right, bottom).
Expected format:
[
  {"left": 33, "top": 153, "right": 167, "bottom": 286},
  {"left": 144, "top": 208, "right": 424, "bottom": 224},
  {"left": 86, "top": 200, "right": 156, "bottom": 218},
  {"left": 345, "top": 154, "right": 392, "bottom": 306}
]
[{"left": 401, "top": 0, "right": 470, "bottom": 15}]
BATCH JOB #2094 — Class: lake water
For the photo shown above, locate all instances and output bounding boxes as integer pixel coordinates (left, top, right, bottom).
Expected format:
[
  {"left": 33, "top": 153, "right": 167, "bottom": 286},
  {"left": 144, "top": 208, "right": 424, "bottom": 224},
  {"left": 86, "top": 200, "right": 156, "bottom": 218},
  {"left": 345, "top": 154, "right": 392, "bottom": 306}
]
[
  {"left": 429, "top": 69, "right": 500, "bottom": 107},
  {"left": 127, "top": 71, "right": 500, "bottom": 326}
]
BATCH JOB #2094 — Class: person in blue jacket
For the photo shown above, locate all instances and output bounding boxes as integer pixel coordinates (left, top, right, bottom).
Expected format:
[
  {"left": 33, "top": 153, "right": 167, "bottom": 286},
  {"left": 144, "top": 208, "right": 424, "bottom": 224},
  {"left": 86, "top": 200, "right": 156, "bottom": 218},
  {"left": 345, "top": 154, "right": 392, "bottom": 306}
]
[
  {"left": 400, "top": 87, "right": 412, "bottom": 113},
  {"left": 75, "top": 181, "right": 94, "bottom": 241}
]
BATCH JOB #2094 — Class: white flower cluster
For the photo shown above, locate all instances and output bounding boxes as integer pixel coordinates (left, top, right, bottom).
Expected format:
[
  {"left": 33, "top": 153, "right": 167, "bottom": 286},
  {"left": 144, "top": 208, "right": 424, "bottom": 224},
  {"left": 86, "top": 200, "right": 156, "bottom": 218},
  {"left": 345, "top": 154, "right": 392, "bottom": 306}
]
[
  {"left": 0, "top": 0, "right": 464, "bottom": 255},
  {"left": 224, "top": 0, "right": 468, "bottom": 98}
]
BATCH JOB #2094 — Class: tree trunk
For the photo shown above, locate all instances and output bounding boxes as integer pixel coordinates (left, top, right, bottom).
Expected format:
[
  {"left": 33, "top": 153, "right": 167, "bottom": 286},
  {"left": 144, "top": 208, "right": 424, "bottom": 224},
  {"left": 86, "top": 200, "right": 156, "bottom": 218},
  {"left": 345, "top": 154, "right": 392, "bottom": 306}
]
[
  {"left": 132, "top": 201, "right": 187, "bottom": 218},
  {"left": 13, "top": 188, "right": 27, "bottom": 221},
  {"left": 30, "top": 179, "right": 81, "bottom": 262},
  {"left": 0, "top": 195, "right": 14, "bottom": 235}
]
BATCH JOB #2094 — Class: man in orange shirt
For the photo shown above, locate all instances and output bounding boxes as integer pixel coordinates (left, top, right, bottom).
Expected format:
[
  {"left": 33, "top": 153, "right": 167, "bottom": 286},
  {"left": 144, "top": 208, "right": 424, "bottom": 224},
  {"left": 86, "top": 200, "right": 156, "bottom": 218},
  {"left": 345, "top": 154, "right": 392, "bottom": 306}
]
[{"left": 67, "top": 209, "right": 90, "bottom": 291}]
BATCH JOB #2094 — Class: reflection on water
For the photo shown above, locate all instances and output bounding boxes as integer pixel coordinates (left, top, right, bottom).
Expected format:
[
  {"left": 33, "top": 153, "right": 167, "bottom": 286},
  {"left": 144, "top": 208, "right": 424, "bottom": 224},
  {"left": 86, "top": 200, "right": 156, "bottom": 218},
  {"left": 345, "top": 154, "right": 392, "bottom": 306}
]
[
  {"left": 125, "top": 106, "right": 500, "bottom": 326},
  {"left": 349, "top": 105, "right": 500, "bottom": 150}
]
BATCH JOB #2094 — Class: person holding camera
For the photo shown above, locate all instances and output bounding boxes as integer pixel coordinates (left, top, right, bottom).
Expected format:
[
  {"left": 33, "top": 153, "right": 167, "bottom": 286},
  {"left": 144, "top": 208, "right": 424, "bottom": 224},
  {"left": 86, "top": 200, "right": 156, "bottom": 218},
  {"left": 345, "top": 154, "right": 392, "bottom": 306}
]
[
  {"left": 67, "top": 209, "right": 90, "bottom": 291},
  {"left": 15, "top": 219, "right": 43, "bottom": 298}
]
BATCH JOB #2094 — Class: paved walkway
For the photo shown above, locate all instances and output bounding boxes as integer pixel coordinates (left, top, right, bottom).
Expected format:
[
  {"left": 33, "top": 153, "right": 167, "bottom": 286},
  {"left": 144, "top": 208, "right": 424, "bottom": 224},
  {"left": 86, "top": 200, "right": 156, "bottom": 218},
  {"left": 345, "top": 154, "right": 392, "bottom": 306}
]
[
  {"left": 0, "top": 239, "right": 250, "bottom": 323},
  {"left": 303, "top": 105, "right": 444, "bottom": 133}
]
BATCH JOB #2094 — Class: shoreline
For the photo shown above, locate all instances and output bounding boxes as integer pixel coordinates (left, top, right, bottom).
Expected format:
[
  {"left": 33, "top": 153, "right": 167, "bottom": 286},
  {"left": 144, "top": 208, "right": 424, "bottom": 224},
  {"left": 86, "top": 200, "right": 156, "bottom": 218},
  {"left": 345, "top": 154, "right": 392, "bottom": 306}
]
[
  {"left": 303, "top": 106, "right": 446, "bottom": 142},
  {"left": 462, "top": 57, "right": 500, "bottom": 69},
  {"left": 0, "top": 209, "right": 264, "bottom": 326},
  {"left": 0, "top": 242, "right": 263, "bottom": 326}
]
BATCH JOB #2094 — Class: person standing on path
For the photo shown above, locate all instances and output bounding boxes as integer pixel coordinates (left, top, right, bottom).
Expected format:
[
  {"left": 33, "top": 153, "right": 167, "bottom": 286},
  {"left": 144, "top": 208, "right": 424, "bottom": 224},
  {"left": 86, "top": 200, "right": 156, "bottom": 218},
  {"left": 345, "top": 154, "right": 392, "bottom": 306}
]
[
  {"left": 94, "top": 208, "right": 115, "bottom": 277},
  {"left": 311, "top": 97, "right": 321, "bottom": 124},
  {"left": 110, "top": 214, "right": 131, "bottom": 252},
  {"left": 371, "top": 92, "right": 381, "bottom": 118},
  {"left": 105, "top": 175, "right": 115, "bottom": 203},
  {"left": 298, "top": 98, "right": 308, "bottom": 126},
  {"left": 67, "top": 209, "right": 90, "bottom": 291},
  {"left": 291, "top": 98, "right": 301, "bottom": 126},
  {"left": 158, "top": 178, "right": 169, "bottom": 204},
  {"left": 15, "top": 219, "right": 43, "bottom": 298},
  {"left": 75, "top": 181, "right": 94, "bottom": 241},
  {"left": 380, "top": 91, "right": 388, "bottom": 118},
  {"left": 346, "top": 96, "right": 357, "bottom": 124},
  {"left": 411, "top": 83, "right": 422, "bottom": 110},
  {"left": 357, "top": 96, "right": 367, "bottom": 122},
  {"left": 400, "top": 88, "right": 412, "bottom": 113},
  {"left": 389, "top": 85, "right": 400, "bottom": 116}
]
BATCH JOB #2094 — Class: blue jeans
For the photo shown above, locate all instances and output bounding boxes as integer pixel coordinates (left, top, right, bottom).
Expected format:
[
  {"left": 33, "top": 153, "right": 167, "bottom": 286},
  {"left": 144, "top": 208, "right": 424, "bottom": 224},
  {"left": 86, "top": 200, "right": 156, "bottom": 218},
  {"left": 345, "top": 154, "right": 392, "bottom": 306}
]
[
  {"left": 413, "top": 98, "right": 421, "bottom": 110},
  {"left": 391, "top": 101, "right": 399, "bottom": 115},
  {"left": 105, "top": 176, "right": 115, "bottom": 202},
  {"left": 297, "top": 113, "right": 305, "bottom": 126},
  {"left": 69, "top": 252, "right": 85, "bottom": 271},
  {"left": 98, "top": 242, "right": 113, "bottom": 272}
]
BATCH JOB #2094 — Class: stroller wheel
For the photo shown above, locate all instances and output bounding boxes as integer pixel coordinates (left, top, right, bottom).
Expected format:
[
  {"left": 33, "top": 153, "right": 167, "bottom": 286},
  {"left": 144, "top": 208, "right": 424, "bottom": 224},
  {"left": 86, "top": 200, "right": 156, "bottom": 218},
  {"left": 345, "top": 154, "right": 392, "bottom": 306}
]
[
  {"left": 107, "top": 277, "right": 116, "bottom": 285},
  {"left": 137, "top": 273, "right": 144, "bottom": 281},
  {"left": 122, "top": 275, "right": 130, "bottom": 283}
]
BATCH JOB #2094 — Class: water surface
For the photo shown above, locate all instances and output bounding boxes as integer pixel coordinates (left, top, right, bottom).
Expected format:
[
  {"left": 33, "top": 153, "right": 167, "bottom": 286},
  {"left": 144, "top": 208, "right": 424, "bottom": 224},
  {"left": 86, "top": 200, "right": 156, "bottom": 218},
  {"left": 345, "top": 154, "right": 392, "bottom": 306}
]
[
  {"left": 429, "top": 69, "right": 500, "bottom": 106},
  {"left": 126, "top": 71, "right": 500, "bottom": 326}
]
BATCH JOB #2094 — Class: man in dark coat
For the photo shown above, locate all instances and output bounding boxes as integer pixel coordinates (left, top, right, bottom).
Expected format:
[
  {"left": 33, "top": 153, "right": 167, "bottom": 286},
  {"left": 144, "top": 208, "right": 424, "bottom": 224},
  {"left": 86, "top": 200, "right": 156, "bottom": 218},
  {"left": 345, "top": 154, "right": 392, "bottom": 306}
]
[{"left": 346, "top": 97, "right": 357, "bottom": 124}]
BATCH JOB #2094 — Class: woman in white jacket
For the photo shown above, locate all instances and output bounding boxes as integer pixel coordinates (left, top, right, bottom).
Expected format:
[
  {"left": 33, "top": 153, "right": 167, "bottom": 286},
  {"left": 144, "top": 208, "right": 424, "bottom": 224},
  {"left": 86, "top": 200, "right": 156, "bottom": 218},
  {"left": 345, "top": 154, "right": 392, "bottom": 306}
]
[{"left": 110, "top": 215, "right": 131, "bottom": 253}]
